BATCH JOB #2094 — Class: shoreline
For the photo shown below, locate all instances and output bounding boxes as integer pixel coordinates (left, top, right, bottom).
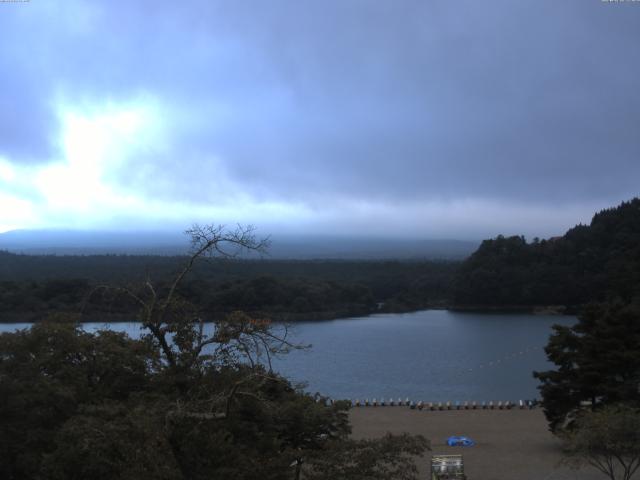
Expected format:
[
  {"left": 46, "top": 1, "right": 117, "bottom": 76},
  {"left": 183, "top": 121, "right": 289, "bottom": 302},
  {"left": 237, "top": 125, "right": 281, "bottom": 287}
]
[
  {"left": 448, "top": 304, "right": 573, "bottom": 315},
  {"left": 0, "top": 304, "right": 575, "bottom": 324}
]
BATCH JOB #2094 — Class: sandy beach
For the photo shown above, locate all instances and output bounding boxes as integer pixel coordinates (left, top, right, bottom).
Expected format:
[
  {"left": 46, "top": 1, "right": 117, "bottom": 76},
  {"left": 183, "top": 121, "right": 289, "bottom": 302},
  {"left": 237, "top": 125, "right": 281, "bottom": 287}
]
[{"left": 349, "top": 407, "right": 603, "bottom": 480}]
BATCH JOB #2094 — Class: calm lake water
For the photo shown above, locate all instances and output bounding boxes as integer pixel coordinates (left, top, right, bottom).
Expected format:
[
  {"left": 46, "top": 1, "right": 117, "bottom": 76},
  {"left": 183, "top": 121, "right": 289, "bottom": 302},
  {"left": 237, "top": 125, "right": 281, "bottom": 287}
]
[{"left": 0, "top": 310, "right": 575, "bottom": 402}]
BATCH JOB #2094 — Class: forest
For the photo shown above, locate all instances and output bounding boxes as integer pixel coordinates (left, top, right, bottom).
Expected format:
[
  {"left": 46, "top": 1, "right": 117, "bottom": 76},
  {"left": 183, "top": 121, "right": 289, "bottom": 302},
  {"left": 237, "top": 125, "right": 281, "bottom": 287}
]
[
  {"left": 453, "top": 198, "right": 640, "bottom": 310},
  {"left": 0, "top": 253, "right": 456, "bottom": 322}
]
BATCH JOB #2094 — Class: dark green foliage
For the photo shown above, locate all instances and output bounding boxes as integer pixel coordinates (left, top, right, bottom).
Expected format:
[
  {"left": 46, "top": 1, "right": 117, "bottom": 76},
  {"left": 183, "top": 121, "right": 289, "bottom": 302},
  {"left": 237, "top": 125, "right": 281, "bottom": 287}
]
[
  {"left": 302, "top": 433, "right": 429, "bottom": 480},
  {"left": 0, "top": 322, "right": 155, "bottom": 479},
  {"left": 0, "top": 257, "right": 457, "bottom": 322},
  {"left": 42, "top": 403, "right": 181, "bottom": 480},
  {"left": 0, "top": 322, "right": 428, "bottom": 480},
  {"left": 534, "top": 301, "right": 640, "bottom": 432},
  {"left": 454, "top": 198, "right": 640, "bottom": 308},
  {"left": 206, "top": 275, "right": 376, "bottom": 319}
]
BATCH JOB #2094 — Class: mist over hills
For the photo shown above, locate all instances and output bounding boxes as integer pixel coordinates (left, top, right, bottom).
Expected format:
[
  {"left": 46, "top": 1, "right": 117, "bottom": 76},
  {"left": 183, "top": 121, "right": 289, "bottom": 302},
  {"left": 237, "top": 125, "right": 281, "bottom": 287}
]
[{"left": 0, "top": 229, "right": 479, "bottom": 260}]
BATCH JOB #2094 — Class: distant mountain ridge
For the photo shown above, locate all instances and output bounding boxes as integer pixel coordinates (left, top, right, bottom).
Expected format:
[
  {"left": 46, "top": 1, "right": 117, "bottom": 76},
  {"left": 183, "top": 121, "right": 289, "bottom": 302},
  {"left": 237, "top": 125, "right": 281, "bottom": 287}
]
[
  {"left": 0, "top": 229, "right": 478, "bottom": 260},
  {"left": 453, "top": 198, "right": 640, "bottom": 309}
]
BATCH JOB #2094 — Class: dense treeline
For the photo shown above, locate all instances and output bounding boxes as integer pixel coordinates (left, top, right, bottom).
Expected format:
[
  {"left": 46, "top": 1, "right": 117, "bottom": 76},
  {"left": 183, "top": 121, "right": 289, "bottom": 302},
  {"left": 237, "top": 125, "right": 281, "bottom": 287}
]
[
  {"left": 453, "top": 198, "right": 640, "bottom": 309},
  {"left": 0, "top": 254, "right": 457, "bottom": 322}
]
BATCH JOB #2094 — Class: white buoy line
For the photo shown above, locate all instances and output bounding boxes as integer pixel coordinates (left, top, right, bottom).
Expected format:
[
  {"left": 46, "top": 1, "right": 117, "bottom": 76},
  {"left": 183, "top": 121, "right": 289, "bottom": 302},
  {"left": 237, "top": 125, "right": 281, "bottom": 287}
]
[{"left": 451, "top": 345, "right": 541, "bottom": 377}]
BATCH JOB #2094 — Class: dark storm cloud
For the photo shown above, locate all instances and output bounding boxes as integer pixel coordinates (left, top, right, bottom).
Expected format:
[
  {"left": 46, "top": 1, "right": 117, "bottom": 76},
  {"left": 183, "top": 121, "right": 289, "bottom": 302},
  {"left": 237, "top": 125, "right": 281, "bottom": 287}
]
[{"left": 0, "top": 0, "right": 639, "bottom": 235}]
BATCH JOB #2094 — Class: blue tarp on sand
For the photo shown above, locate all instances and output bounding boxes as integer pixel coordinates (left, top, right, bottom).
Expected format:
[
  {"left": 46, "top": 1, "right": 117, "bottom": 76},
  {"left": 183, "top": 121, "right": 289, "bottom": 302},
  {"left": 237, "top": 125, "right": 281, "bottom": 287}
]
[{"left": 447, "top": 436, "right": 475, "bottom": 447}]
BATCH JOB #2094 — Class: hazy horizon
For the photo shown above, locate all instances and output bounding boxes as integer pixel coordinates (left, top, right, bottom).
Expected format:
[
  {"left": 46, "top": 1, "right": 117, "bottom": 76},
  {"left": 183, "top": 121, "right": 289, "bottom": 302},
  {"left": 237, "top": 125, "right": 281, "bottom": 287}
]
[
  {"left": 1, "top": 1, "right": 639, "bottom": 239},
  {"left": 0, "top": 228, "right": 480, "bottom": 259}
]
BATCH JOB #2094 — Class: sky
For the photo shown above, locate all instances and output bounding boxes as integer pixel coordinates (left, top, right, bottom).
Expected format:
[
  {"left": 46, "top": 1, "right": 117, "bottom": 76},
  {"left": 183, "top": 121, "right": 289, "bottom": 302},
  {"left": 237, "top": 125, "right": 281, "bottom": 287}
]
[{"left": 0, "top": 0, "right": 639, "bottom": 240}]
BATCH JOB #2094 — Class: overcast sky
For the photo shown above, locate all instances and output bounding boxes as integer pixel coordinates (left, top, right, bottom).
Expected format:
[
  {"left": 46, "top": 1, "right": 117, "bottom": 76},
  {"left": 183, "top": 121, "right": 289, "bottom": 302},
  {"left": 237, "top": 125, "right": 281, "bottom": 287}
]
[{"left": 0, "top": 0, "right": 638, "bottom": 239}]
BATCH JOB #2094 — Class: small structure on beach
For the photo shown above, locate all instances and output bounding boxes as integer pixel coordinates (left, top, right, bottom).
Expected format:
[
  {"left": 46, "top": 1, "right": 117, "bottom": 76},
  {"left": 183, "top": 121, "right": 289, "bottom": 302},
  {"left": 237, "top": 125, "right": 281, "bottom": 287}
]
[{"left": 431, "top": 454, "right": 466, "bottom": 479}]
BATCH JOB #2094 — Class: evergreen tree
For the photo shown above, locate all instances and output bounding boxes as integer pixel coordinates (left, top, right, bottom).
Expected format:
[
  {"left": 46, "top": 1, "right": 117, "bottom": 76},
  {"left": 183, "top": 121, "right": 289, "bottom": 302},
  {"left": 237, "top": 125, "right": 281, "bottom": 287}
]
[{"left": 534, "top": 301, "right": 640, "bottom": 432}]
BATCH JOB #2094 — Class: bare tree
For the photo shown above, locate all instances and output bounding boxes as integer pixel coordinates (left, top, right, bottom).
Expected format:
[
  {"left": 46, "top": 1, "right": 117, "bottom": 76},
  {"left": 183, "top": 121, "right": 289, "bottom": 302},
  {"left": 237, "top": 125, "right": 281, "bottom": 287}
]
[
  {"left": 88, "top": 224, "right": 299, "bottom": 377},
  {"left": 561, "top": 404, "right": 640, "bottom": 480},
  {"left": 50, "top": 224, "right": 429, "bottom": 478},
  {"left": 86, "top": 224, "right": 312, "bottom": 424}
]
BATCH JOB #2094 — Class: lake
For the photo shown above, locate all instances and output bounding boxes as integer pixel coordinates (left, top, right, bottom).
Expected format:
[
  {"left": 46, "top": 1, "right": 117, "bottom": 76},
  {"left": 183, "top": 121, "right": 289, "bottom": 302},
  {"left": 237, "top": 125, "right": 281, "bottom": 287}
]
[{"left": 0, "top": 310, "right": 575, "bottom": 403}]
